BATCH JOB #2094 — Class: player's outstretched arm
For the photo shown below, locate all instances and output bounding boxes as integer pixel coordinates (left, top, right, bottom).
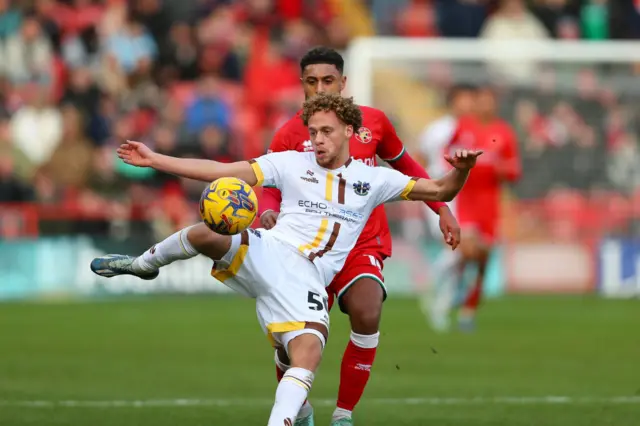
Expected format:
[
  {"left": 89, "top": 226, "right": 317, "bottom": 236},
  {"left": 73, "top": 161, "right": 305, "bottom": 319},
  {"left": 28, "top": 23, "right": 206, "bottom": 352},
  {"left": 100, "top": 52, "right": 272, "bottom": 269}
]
[
  {"left": 406, "top": 149, "right": 482, "bottom": 202},
  {"left": 117, "top": 140, "right": 260, "bottom": 186}
]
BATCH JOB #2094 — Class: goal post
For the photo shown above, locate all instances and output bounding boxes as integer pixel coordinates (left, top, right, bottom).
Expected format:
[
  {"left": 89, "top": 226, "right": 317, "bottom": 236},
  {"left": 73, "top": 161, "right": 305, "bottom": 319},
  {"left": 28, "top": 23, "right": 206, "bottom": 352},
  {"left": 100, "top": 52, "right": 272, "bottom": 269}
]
[
  {"left": 345, "top": 37, "right": 640, "bottom": 107},
  {"left": 345, "top": 37, "right": 640, "bottom": 297}
]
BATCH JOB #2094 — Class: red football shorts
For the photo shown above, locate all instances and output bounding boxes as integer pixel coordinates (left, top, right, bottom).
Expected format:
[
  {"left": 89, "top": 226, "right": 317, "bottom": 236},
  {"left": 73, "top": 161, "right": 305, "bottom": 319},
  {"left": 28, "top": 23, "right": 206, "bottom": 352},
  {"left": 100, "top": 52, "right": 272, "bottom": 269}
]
[
  {"left": 327, "top": 250, "right": 387, "bottom": 313},
  {"left": 458, "top": 212, "right": 498, "bottom": 245}
]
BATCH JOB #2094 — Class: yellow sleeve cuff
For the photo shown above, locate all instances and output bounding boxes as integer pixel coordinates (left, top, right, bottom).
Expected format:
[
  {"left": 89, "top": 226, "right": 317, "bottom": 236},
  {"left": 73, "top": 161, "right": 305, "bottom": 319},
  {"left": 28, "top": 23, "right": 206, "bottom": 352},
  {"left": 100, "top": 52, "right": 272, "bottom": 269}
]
[
  {"left": 249, "top": 160, "right": 264, "bottom": 186},
  {"left": 400, "top": 178, "right": 418, "bottom": 200}
]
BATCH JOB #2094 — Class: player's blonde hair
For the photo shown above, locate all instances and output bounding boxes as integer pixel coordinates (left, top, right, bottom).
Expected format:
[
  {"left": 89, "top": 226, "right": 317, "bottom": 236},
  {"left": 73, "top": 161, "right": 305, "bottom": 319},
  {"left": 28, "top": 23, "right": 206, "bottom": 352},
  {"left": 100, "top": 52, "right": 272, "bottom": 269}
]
[{"left": 301, "top": 93, "right": 363, "bottom": 130}]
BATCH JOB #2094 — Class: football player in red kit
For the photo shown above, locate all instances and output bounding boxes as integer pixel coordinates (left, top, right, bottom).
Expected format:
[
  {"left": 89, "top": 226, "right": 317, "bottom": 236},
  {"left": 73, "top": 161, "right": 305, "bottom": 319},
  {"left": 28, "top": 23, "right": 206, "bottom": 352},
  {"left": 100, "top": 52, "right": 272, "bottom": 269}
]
[
  {"left": 260, "top": 47, "right": 461, "bottom": 426},
  {"left": 449, "top": 85, "right": 521, "bottom": 331}
]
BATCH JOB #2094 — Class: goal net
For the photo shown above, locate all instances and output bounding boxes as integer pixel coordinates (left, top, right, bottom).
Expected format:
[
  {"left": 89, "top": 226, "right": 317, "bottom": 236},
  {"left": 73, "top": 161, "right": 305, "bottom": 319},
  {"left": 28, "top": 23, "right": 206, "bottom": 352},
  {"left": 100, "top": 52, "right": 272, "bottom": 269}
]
[{"left": 345, "top": 38, "right": 640, "bottom": 297}]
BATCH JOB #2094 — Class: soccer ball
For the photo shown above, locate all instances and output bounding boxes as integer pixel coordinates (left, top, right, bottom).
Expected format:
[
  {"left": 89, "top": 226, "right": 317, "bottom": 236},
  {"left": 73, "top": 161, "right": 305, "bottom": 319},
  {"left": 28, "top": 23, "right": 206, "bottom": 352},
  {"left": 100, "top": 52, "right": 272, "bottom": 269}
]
[{"left": 199, "top": 177, "right": 258, "bottom": 235}]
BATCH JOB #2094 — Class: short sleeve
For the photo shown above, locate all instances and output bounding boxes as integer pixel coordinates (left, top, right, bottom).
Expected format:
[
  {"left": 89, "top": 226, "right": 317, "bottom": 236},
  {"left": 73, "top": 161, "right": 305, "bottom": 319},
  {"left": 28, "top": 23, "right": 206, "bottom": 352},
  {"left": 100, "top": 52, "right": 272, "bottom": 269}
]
[
  {"left": 371, "top": 167, "right": 417, "bottom": 206},
  {"left": 250, "top": 151, "right": 296, "bottom": 189}
]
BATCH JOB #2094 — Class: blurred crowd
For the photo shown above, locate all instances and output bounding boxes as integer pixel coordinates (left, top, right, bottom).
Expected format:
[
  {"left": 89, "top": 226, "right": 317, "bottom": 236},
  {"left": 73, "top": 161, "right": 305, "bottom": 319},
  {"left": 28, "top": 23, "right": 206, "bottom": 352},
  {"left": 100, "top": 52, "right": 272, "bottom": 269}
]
[
  {"left": 0, "top": 0, "right": 638, "bottom": 241},
  {"left": 373, "top": 0, "right": 640, "bottom": 40}
]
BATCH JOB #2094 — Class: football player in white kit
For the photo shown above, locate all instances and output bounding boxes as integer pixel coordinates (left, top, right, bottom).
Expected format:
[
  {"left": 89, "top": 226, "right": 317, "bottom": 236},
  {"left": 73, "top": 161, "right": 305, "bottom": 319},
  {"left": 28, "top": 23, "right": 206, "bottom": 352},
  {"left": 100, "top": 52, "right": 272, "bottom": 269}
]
[
  {"left": 90, "top": 93, "right": 481, "bottom": 426},
  {"left": 418, "top": 83, "right": 478, "bottom": 332}
]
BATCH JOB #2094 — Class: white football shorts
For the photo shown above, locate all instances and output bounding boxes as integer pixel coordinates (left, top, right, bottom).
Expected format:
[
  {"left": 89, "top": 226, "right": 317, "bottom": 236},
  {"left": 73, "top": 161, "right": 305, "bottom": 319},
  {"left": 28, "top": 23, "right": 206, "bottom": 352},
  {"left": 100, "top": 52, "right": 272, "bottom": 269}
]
[{"left": 211, "top": 228, "right": 330, "bottom": 351}]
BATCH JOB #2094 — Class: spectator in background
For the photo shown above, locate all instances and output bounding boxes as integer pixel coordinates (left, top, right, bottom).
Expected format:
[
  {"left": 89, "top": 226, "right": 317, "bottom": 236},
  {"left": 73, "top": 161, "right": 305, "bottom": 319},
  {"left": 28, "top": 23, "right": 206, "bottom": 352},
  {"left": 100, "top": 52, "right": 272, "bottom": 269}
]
[
  {"left": 81, "top": 146, "right": 130, "bottom": 217},
  {"left": 530, "top": 0, "right": 581, "bottom": 39},
  {"left": 0, "top": 154, "right": 34, "bottom": 202},
  {"left": 0, "top": 117, "right": 33, "bottom": 183},
  {"left": 480, "top": 0, "right": 549, "bottom": 83},
  {"left": 38, "top": 105, "right": 94, "bottom": 193},
  {"left": 3, "top": 14, "right": 53, "bottom": 85},
  {"left": 435, "top": 0, "right": 487, "bottom": 38},
  {"left": 62, "top": 26, "right": 101, "bottom": 70},
  {"left": 61, "top": 67, "right": 102, "bottom": 127},
  {"left": 395, "top": 0, "right": 439, "bottom": 37},
  {"left": 369, "top": 0, "right": 410, "bottom": 35},
  {"left": 157, "top": 22, "right": 200, "bottom": 83},
  {"left": 104, "top": 16, "right": 157, "bottom": 76},
  {"left": 0, "top": 0, "right": 22, "bottom": 40},
  {"left": 185, "top": 75, "right": 231, "bottom": 134},
  {"left": 130, "top": 0, "right": 172, "bottom": 47},
  {"left": 10, "top": 85, "right": 62, "bottom": 167}
]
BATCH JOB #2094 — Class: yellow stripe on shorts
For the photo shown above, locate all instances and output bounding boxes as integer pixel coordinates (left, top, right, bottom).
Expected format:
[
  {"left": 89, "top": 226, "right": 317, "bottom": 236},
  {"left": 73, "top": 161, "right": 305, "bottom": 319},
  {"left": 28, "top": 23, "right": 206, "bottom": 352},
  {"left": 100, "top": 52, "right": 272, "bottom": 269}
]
[
  {"left": 212, "top": 231, "right": 249, "bottom": 282},
  {"left": 266, "top": 321, "right": 306, "bottom": 348}
]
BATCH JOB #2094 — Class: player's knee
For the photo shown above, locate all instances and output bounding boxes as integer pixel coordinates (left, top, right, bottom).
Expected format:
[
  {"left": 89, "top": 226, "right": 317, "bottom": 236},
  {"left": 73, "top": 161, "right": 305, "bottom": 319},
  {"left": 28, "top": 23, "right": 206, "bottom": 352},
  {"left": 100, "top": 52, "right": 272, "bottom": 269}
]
[
  {"left": 286, "top": 332, "right": 324, "bottom": 372},
  {"left": 460, "top": 231, "right": 483, "bottom": 261},
  {"left": 342, "top": 278, "right": 384, "bottom": 334},
  {"left": 186, "top": 223, "right": 231, "bottom": 260}
]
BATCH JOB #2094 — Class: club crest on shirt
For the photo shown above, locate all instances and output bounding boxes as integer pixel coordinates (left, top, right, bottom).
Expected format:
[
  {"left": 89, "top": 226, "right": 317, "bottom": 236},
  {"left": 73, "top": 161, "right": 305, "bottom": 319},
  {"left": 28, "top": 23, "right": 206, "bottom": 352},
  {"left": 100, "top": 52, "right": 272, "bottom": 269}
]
[
  {"left": 302, "top": 140, "right": 313, "bottom": 152},
  {"left": 353, "top": 181, "right": 371, "bottom": 196},
  {"left": 355, "top": 127, "right": 372, "bottom": 144}
]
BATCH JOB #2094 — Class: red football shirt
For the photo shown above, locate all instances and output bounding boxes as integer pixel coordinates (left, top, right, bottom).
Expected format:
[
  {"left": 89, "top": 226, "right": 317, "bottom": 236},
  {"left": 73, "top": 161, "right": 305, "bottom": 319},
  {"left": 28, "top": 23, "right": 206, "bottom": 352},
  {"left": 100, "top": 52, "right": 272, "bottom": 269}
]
[
  {"left": 263, "top": 106, "right": 417, "bottom": 258},
  {"left": 448, "top": 116, "right": 521, "bottom": 222}
]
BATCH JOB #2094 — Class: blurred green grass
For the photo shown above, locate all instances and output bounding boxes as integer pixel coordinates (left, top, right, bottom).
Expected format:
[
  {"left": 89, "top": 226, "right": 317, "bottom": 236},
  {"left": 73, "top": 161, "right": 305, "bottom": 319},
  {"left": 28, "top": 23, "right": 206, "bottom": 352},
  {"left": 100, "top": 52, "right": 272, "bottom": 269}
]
[{"left": 0, "top": 295, "right": 638, "bottom": 425}]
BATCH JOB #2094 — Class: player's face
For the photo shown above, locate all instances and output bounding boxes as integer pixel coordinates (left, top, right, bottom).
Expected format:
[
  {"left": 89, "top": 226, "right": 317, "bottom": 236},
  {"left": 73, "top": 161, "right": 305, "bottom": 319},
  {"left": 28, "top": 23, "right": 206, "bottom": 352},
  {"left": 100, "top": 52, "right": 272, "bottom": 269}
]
[
  {"left": 307, "top": 110, "right": 353, "bottom": 169},
  {"left": 301, "top": 64, "right": 346, "bottom": 99},
  {"left": 476, "top": 89, "right": 497, "bottom": 119},
  {"left": 452, "top": 90, "right": 476, "bottom": 117}
]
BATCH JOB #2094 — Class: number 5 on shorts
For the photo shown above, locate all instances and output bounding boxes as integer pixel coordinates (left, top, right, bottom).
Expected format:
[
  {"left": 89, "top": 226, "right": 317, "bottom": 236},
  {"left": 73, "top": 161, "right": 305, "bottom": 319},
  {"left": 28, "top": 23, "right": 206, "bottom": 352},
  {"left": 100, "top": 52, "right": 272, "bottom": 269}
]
[{"left": 308, "top": 291, "right": 328, "bottom": 311}]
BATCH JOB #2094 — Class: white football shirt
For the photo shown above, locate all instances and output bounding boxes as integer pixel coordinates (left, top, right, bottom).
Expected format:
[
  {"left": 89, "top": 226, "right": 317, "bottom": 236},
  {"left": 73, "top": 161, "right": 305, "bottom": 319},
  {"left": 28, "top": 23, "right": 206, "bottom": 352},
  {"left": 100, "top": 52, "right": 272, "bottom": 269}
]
[
  {"left": 250, "top": 151, "right": 415, "bottom": 285},
  {"left": 419, "top": 114, "right": 457, "bottom": 178}
]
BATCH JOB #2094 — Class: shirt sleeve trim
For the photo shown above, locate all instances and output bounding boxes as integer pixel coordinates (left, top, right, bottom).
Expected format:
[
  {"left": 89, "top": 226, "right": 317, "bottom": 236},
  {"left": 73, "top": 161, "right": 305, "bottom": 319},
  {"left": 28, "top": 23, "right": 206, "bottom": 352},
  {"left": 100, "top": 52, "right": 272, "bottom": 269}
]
[
  {"left": 381, "top": 146, "right": 406, "bottom": 163},
  {"left": 249, "top": 160, "right": 264, "bottom": 186}
]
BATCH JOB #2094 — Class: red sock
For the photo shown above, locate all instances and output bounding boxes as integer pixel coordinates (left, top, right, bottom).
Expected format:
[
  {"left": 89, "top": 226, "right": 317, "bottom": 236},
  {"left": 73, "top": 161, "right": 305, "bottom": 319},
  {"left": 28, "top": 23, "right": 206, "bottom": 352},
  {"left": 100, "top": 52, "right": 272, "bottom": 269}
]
[
  {"left": 336, "top": 332, "right": 379, "bottom": 412},
  {"left": 463, "top": 260, "right": 487, "bottom": 311},
  {"left": 463, "top": 281, "right": 482, "bottom": 310}
]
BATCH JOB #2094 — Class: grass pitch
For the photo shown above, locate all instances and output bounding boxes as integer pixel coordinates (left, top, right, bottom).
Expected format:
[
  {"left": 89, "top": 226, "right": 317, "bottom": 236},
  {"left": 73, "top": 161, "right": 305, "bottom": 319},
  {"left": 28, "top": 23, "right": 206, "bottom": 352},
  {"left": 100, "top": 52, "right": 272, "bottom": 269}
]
[{"left": 0, "top": 295, "right": 638, "bottom": 425}]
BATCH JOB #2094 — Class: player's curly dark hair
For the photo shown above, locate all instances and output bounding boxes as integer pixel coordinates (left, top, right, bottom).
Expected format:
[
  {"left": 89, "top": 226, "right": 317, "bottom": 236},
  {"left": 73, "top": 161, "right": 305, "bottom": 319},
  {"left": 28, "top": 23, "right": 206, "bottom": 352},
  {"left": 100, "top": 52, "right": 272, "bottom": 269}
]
[
  {"left": 301, "top": 93, "right": 362, "bottom": 130},
  {"left": 300, "top": 47, "right": 344, "bottom": 74}
]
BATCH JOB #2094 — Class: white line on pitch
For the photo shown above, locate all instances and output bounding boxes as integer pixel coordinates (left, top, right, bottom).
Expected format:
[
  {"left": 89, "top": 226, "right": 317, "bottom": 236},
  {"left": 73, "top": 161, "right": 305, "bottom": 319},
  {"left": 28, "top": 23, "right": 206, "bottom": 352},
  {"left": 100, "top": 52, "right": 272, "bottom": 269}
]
[{"left": 1, "top": 396, "right": 639, "bottom": 408}]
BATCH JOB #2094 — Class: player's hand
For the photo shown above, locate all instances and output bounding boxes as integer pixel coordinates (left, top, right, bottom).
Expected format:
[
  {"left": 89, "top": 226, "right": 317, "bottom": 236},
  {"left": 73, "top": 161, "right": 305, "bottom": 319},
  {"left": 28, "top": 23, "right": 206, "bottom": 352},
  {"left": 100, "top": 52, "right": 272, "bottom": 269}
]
[
  {"left": 260, "top": 210, "right": 279, "bottom": 230},
  {"left": 438, "top": 206, "right": 461, "bottom": 250},
  {"left": 444, "top": 149, "right": 483, "bottom": 170},
  {"left": 117, "top": 140, "right": 156, "bottom": 167}
]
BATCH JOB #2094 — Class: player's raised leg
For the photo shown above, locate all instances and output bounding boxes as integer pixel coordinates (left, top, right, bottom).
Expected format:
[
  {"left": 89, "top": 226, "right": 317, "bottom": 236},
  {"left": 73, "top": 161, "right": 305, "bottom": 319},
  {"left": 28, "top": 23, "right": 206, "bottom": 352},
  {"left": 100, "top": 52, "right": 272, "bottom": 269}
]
[{"left": 90, "top": 223, "right": 229, "bottom": 278}]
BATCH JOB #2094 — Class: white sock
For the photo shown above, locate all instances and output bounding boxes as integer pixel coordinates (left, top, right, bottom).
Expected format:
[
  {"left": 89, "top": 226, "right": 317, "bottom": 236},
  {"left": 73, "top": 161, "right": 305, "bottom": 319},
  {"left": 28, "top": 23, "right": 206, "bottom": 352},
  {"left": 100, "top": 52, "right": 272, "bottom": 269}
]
[
  {"left": 132, "top": 225, "right": 199, "bottom": 273},
  {"left": 332, "top": 407, "right": 352, "bottom": 420},
  {"left": 267, "top": 367, "right": 314, "bottom": 426}
]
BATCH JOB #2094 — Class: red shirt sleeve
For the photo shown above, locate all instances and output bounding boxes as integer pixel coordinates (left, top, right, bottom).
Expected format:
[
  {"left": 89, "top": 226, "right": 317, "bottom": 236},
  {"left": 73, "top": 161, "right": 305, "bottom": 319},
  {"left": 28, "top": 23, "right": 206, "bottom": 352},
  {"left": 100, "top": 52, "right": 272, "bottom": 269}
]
[
  {"left": 377, "top": 110, "right": 447, "bottom": 214},
  {"left": 259, "top": 128, "right": 289, "bottom": 215},
  {"left": 375, "top": 111, "right": 407, "bottom": 162},
  {"left": 499, "top": 124, "right": 522, "bottom": 182}
]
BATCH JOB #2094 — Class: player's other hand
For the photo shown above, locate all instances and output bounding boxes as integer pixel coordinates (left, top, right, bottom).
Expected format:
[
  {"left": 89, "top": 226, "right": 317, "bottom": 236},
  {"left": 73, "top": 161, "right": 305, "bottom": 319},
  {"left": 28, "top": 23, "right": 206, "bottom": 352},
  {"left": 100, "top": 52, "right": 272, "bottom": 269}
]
[
  {"left": 444, "top": 149, "right": 483, "bottom": 170},
  {"left": 117, "top": 140, "right": 156, "bottom": 167},
  {"left": 438, "top": 206, "right": 461, "bottom": 250},
  {"left": 260, "top": 210, "right": 279, "bottom": 230}
]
